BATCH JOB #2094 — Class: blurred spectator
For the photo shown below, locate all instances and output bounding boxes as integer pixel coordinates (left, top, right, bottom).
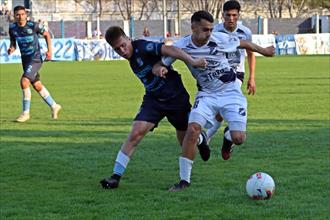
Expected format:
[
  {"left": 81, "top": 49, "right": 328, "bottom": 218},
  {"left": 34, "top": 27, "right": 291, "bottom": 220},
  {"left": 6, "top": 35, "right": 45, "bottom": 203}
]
[
  {"left": 143, "top": 27, "right": 150, "bottom": 37},
  {"left": 271, "top": 30, "right": 278, "bottom": 35},
  {"left": 93, "top": 28, "right": 102, "bottom": 39},
  {"left": 1, "top": 3, "right": 9, "bottom": 15}
]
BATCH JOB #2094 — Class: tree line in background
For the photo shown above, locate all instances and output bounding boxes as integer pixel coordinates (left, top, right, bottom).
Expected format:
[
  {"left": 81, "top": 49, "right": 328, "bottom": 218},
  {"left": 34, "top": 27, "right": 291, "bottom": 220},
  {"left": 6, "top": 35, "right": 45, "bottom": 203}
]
[{"left": 72, "top": 0, "right": 330, "bottom": 20}]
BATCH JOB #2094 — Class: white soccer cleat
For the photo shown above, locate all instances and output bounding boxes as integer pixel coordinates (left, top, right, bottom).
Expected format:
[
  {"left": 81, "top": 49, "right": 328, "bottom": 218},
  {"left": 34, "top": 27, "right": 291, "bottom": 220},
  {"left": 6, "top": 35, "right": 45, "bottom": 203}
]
[
  {"left": 51, "top": 104, "right": 62, "bottom": 119},
  {"left": 16, "top": 113, "right": 30, "bottom": 122}
]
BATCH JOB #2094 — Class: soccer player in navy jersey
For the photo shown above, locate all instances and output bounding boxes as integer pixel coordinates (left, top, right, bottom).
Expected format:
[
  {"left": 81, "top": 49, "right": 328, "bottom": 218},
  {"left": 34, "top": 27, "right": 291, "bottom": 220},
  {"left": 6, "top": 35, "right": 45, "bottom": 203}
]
[
  {"left": 8, "top": 5, "right": 61, "bottom": 122},
  {"left": 100, "top": 26, "right": 210, "bottom": 189}
]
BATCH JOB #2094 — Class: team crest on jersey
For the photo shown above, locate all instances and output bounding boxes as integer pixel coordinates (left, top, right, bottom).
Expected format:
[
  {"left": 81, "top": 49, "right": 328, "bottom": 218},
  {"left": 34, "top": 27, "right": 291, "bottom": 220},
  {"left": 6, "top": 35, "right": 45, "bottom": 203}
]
[
  {"left": 238, "top": 108, "right": 246, "bottom": 116},
  {"left": 26, "top": 28, "right": 33, "bottom": 34},
  {"left": 146, "top": 43, "right": 154, "bottom": 52},
  {"left": 136, "top": 57, "right": 144, "bottom": 67}
]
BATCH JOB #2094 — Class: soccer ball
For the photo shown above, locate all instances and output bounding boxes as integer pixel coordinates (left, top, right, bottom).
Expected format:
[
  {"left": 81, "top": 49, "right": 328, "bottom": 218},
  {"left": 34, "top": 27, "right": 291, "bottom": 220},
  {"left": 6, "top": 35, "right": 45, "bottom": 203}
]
[{"left": 246, "top": 172, "right": 275, "bottom": 200}]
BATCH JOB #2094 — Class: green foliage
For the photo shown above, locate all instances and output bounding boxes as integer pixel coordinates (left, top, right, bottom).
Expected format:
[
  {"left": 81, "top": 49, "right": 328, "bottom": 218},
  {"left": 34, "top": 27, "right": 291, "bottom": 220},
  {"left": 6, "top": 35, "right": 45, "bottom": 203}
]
[{"left": 0, "top": 56, "right": 329, "bottom": 219}]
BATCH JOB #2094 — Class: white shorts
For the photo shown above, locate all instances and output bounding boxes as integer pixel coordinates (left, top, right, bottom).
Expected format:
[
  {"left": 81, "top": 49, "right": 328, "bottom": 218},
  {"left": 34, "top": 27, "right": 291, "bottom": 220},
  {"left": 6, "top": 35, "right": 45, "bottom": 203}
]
[{"left": 189, "top": 90, "right": 247, "bottom": 131}]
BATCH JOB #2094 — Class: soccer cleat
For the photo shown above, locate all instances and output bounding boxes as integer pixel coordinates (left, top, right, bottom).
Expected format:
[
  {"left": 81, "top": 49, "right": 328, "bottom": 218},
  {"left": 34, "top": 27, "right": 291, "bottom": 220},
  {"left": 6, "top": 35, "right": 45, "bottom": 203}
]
[
  {"left": 15, "top": 113, "right": 30, "bottom": 122},
  {"left": 168, "top": 180, "right": 190, "bottom": 192},
  {"left": 100, "top": 174, "right": 121, "bottom": 189},
  {"left": 221, "top": 126, "right": 235, "bottom": 160},
  {"left": 197, "top": 130, "right": 211, "bottom": 161},
  {"left": 51, "top": 104, "right": 62, "bottom": 119}
]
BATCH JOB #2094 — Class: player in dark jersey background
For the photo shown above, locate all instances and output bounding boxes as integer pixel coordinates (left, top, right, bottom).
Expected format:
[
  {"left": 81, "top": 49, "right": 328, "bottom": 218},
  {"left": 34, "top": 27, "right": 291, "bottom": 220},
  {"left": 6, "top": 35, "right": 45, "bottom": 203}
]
[
  {"left": 8, "top": 5, "right": 61, "bottom": 122},
  {"left": 100, "top": 26, "right": 210, "bottom": 189}
]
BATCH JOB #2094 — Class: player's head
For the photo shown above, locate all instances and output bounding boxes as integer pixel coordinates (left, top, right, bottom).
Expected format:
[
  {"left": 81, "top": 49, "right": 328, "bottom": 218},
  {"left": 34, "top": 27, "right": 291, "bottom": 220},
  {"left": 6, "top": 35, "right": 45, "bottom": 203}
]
[
  {"left": 222, "top": 0, "right": 241, "bottom": 31},
  {"left": 13, "top": 5, "right": 27, "bottom": 24},
  {"left": 191, "top": 11, "right": 214, "bottom": 46},
  {"left": 105, "top": 26, "right": 133, "bottom": 59}
]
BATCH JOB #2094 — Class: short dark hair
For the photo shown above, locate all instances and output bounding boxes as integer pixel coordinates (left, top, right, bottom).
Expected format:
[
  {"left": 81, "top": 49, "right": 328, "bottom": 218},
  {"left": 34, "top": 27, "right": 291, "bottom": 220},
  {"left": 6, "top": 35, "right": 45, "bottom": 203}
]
[
  {"left": 105, "top": 26, "right": 127, "bottom": 44},
  {"left": 191, "top": 11, "right": 214, "bottom": 23},
  {"left": 14, "top": 5, "right": 26, "bottom": 13},
  {"left": 223, "top": 0, "right": 241, "bottom": 12}
]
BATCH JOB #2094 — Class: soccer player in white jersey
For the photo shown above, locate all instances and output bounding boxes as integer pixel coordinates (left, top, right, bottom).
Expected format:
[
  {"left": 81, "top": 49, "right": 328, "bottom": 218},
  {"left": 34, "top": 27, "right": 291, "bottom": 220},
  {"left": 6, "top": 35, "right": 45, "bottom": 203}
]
[
  {"left": 154, "top": 11, "right": 275, "bottom": 191},
  {"left": 207, "top": 0, "right": 256, "bottom": 145}
]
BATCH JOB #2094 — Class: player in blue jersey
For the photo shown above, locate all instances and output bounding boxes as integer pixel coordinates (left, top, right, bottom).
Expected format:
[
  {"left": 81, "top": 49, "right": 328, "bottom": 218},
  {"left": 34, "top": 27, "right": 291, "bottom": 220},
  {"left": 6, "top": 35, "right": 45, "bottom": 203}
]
[
  {"left": 207, "top": 0, "right": 257, "bottom": 149},
  {"left": 8, "top": 5, "right": 61, "bottom": 122},
  {"left": 100, "top": 26, "right": 210, "bottom": 189}
]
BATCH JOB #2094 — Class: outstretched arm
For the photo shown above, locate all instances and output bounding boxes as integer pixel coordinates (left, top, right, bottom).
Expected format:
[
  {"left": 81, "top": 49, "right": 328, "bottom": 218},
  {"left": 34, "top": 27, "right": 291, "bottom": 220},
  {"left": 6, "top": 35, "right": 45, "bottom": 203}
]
[
  {"left": 161, "top": 45, "right": 207, "bottom": 68},
  {"left": 246, "top": 49, "right": 256, "bottom": 95},
  {"left": 43, "top": 31, "right": 52, "bottom": 60},
  {"left": 240, "top": 40, "right": 275, "bottom": 57}
]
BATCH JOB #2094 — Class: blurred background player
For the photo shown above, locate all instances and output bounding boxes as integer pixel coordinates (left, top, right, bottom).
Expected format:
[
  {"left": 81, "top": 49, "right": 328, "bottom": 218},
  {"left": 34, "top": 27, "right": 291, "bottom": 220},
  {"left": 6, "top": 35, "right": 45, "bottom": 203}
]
[
  {"left": 100, "top": 26, "right": 210, "bottom": 189},
  {"left": 157, "top": 11, "right": 274, "bottom": 191},
  {"left": 7, "top": 5, "right": 61, "bottom": 122},
  {"left": 207, "top": 0, "right": 257, "bottom": 144}
]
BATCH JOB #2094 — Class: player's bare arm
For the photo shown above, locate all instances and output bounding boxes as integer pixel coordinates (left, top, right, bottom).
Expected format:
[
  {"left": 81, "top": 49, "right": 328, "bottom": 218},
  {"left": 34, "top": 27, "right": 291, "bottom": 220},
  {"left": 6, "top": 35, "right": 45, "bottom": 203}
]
[
  {"left": 43, "top": 31, "right": 52, "bottom": 60},
  {"left": 161, "top": 45, "right": 207, "bottom": 68},
  {"left": 246, "top": 49, "right": 256, "bottom": 95},
  {"left": 240, "top": 40, "right": 275, "bottom": 57}
]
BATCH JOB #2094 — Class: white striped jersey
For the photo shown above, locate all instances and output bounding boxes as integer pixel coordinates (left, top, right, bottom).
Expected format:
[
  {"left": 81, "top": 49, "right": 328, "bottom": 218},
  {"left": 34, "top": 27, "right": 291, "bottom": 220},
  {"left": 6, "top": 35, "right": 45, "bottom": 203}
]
[
  {"left": 162, "top": 32, "right": 241, "bottom": 94},
  {"left": 213, "top": 23, "right": 252, "bottom": 73}
]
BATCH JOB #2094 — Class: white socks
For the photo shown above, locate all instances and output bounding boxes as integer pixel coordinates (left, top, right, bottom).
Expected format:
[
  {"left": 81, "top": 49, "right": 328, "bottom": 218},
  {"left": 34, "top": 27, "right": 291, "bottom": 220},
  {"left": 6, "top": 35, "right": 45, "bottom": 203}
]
[
  {"left": 22, "top": 88, "right": 31, "bottom": 114},
  {"left": 224, "top": 129, "right": 232, "bottom": 141},
  {"left": 179, "top": 156, "right": 193, "bottom": 183},
  {"left": 38, "top": 86, "right": 56, "bottom": 108}
]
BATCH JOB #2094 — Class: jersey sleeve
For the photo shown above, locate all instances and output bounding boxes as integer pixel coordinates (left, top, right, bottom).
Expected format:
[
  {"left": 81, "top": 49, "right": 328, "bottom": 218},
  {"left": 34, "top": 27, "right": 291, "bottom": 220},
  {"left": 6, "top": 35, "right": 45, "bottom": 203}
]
[
  {"left": 245, "top": 28, "right": 252, "bottom": 41},
  {"left": 34, "top": 22, "right": 46, "bottom": 35},
  {"left": 8, "top": 25, "right": 16, "bottom": 47}
]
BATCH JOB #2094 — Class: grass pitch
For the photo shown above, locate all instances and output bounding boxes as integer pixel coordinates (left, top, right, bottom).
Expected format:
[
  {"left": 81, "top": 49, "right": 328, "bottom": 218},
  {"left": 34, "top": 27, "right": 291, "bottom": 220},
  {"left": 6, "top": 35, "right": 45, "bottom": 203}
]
[{"left": 0, "top": 56, "right": 329, "bottom": 219}]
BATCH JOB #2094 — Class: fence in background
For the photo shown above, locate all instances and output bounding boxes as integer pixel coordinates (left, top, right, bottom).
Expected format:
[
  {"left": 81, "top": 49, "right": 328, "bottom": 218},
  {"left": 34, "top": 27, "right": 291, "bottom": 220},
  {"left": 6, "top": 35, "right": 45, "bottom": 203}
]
[{"left": 0, "top": 33, "right": 329, "bottom": 64}]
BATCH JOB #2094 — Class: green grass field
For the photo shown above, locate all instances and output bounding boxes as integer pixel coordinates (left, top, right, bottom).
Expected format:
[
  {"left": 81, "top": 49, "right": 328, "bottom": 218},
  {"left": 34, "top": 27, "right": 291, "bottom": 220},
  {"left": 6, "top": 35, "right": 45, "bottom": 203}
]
[{"left": 0, "top": 56, "right": 329, "bottom": 219}]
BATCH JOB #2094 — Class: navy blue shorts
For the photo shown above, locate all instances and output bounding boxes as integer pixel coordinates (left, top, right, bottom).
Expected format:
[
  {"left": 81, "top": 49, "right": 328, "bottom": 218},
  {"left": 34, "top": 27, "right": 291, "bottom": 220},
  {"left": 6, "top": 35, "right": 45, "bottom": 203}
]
[
  {"left": 134, "top": 91, "right": 191, "bottom": 131},
  {"left": 22, "top": 60, "right": 42, "bottom": 83}
]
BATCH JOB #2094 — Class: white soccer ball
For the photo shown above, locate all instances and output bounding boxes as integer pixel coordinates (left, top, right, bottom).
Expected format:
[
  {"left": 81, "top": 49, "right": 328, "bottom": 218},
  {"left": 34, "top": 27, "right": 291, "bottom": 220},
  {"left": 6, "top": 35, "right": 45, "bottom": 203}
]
[{"left": 246, "top": 172, "right": 275, "bottom": 200}]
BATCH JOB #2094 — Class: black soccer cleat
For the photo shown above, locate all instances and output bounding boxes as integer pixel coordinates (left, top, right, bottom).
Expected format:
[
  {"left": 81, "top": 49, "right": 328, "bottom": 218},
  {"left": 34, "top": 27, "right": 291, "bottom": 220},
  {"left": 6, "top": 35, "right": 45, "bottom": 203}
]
[
  {"left": 100, "top": 174, "right": 121, "bottom": 189},
  {"left": 221, "top": 126, "right": 235, "bottom": 160},
  {"left": 168, "top": 180, "right": 190, "bottom": 192},
  {"left": 197, "top": 130, "right": 211, "bottom": 161}
]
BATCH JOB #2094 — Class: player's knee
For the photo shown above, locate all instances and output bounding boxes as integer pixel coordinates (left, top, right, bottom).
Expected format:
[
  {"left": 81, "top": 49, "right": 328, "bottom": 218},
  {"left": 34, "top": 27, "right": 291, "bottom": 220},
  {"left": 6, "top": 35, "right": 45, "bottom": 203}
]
[
  {"left": 32, "top": 81, "right": 43, "bottom": 91},
  {"left": 20, "top": 77, "right": 30, "bottom": 88},
  {"left": 231, "top": 133, "right": 246, "bottom": 145},
  {"left": 128, "top": 129, "right": 146, "bottom": 144},
  {"left": 187, "top": 123, "right": 201, "bottom": 139}
]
